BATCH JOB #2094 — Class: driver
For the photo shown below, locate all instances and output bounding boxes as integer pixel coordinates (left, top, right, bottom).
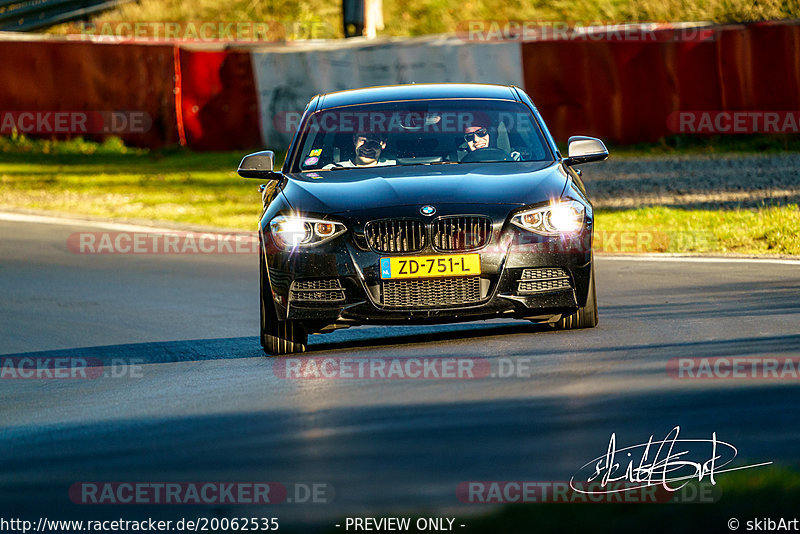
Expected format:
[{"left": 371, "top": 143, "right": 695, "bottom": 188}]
[
  {"left": 464, "top": 124, "right": 490, "bottom": 152},
  {"left": 325, "top": 132, "right": 395, "bottom": 168}
]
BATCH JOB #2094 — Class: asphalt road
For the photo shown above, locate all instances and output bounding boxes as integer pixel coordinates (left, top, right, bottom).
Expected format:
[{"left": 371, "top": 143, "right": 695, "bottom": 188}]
[{"left": 1, "top": 216, "right": 799, "bottom": 528}]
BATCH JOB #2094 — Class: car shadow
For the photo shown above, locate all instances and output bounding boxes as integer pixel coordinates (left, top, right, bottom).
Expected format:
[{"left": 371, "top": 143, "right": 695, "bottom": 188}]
[
  {"left": 3, "top": 384, "right": 800, "bottom": 525},
  {"left": 0, "top": 322, "right": 548, "bottom": 365},
  {"left": 3, "top": 329, "right": 799, "bottom": 367}
]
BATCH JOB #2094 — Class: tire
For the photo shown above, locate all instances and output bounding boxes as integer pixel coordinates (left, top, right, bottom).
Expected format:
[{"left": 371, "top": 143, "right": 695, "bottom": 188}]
[
  {"left": 552, "top": 261, "right": 598, "bottom": 330},
  {"left": 260, "top": 250, "right": 308, "bottom": 355}
]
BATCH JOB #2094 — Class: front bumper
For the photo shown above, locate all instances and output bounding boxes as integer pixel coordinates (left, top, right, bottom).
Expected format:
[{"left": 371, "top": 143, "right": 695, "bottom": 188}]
[{"left": 262, "top": 209, "right": 593, "bottom": 333}]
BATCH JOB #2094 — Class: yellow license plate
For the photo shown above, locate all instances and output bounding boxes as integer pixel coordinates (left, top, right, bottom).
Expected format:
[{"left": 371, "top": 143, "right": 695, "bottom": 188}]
[{"left": 380, "top": 254, "right": 481, "bottom": 279}]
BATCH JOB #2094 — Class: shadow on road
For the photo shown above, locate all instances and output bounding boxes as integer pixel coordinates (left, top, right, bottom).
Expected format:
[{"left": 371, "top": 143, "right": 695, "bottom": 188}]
[
  {"left": 0, "top": 322, "right": 545, "bottom": 364},
  {"left": 2, "top": 330, "right": 799, "bottom": 367},
  {"left": 602, "top": 279, "right": 800, "bottom": 320},
  {"left": 2, "top": 385, "right": 799, "bottom": 525}
]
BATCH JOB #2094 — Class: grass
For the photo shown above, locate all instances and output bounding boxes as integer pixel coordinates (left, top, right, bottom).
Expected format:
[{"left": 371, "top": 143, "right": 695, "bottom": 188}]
[
  {"left": 273, "top": 467, "right": 800, "bottom": 534},
  {"left": 605, "top": 134, "right": 800, "bottom": 158},
  {"left": 1, "top": 136, "right": 798, "bottom": 255},
  {"left": 600, "top": 134, "right": 800, "bottom": 158},
  {"left": 599, "top": 206, "right": 800, "bottom": 255},
  {"left": 49, "top": 0, "right": 800, "bottom": 39},
  {"left": 428, "top": 467, "right": 800, "bottom": 534},
  {"left": 0, "top": 136, "right": 260, "bottom": 230}
]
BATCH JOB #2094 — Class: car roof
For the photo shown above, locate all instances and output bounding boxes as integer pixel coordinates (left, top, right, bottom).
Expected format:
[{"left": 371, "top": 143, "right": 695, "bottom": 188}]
[{"left": 316, "top": 83, "right": 519, "bottom": 110}]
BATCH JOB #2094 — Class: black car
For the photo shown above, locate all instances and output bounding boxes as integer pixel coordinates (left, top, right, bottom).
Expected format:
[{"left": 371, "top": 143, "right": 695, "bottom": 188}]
[{"left": 238, "top": 83, "right": 608, "bottom": 355}]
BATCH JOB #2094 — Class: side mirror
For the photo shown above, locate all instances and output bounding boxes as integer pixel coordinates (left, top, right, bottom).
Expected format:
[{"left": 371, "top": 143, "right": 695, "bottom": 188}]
[
  {"left": 564, "top": 136, "right": 609, "bottom": 166},
  {"left": 238, "top": 150, "right": 282, "bottom": 179}
]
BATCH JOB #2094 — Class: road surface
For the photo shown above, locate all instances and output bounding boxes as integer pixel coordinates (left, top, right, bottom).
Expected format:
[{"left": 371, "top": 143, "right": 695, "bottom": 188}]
[{"left": 1, "top": 215, "right": 799, "bottom": 528}]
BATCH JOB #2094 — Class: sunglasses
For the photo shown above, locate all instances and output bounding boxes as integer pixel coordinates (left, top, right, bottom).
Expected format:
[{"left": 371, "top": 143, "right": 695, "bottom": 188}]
[
  {"left": 464, "top": 128, "right": 488, "bottom": 142},
  {"left": 356, "top": 135, "right": 384, "bottom": 143}
]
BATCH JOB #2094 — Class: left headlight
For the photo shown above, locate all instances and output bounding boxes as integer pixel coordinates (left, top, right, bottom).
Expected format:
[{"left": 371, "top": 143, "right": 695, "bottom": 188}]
[
  {"left": 510, "top": 200, "right": 586, "bottom": 236},
  {"left": 269, "top": 215, "right": 346, "bottom": 248}
]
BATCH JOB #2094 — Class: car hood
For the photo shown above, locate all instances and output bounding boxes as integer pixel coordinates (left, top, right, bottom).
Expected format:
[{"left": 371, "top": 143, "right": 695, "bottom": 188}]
[{"left": 280, "top": 161, "right": 568, "bottom": 214}]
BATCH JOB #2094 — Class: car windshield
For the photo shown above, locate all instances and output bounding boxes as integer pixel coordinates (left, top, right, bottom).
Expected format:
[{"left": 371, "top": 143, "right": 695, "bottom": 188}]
[{"left": 290, "top": 99, "right": 553, "bottom": 172}]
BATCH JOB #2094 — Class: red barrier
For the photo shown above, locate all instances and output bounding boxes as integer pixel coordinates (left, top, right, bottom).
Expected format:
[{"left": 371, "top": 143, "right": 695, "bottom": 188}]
[
  {"left": 0, "top": 39, "right": 261, "bottom": 150},
  {"left": 717, "top": 21, "right": 800, "bottom": 110},
  {"left": 0, "top": 40, "right": 178, "bottom": 148},
  {"left": 177, "top": 48, "right": 262, "bottom": 150},
  {"left": 0, "top": 21, "right": 798, "bottom": 149},
  {"left": 522, "top": 21, "right": 800, "bottom": 143}
]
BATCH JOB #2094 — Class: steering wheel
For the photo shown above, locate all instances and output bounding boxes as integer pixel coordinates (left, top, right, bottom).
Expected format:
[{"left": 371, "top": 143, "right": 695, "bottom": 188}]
[{"left": 460, "top": 147, "right": 512, "bottom": 163}]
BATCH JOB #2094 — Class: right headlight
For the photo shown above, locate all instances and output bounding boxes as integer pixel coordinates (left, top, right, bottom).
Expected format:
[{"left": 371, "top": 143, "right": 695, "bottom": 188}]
[
  {"left": 510, "top": 200, "right": 586, "bottom": 236},
  {"left": 269, "top": 215, "right": 346, "bottom": 248}
]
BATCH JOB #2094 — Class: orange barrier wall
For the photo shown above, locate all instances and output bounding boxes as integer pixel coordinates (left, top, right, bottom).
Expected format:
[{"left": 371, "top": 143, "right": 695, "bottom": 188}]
[
  {"left": 521, "top": 21, "right": 800, "bottom": 144},
  {"left": 0, "top": 40, "right": 178, "bottom": 147},
  {"left": 0, "top": 40, "right": 262, "bottom": 150},
  {"left": 177, "top": 49, "right": 261, "bottom": 150},
  {"left": 1, "top": 21, "right": 797, "bottom": 149}
]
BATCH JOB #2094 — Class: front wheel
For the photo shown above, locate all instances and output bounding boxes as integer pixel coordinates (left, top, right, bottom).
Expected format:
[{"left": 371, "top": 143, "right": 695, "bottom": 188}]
[
  {"left": 260, "top": 252, "right": 307, "bottom": 355},
  {"left": 552, "top": 262, "right": 598, "bottom": 330}
]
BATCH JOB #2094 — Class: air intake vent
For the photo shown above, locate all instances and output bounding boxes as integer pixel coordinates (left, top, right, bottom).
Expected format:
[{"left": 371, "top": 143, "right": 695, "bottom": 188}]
[
  {"left": 290, "top": 279, "right": 345, "bottom": 302},
  {"left": 431, "top": 216, "right": 491, "bottom": 251},
  {"left": 517, "top": 268, "right": 571, "bottom": 294},
  {"left": 520, "top": 268, "right": 569, "bottom": 280},
  {"left": 382, "top": 277, "right": 481, "bottom": 308},
  {"left": 365, "top": 219, "right": 425, "bottom": 253}
]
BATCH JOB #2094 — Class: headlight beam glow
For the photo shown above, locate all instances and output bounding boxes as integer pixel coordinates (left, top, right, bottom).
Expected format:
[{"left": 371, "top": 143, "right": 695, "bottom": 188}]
[
  {"left": 511, "top": 201, "right": 586, "bottom": 236},
  {"left": 269, "top": 215, "right": 345, "bottom": 249}
]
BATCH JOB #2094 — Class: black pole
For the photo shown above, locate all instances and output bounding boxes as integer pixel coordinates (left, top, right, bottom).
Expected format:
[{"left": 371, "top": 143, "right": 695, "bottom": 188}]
[{"left": 342, "top": 0, "right": 364, "bottom": 38}]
